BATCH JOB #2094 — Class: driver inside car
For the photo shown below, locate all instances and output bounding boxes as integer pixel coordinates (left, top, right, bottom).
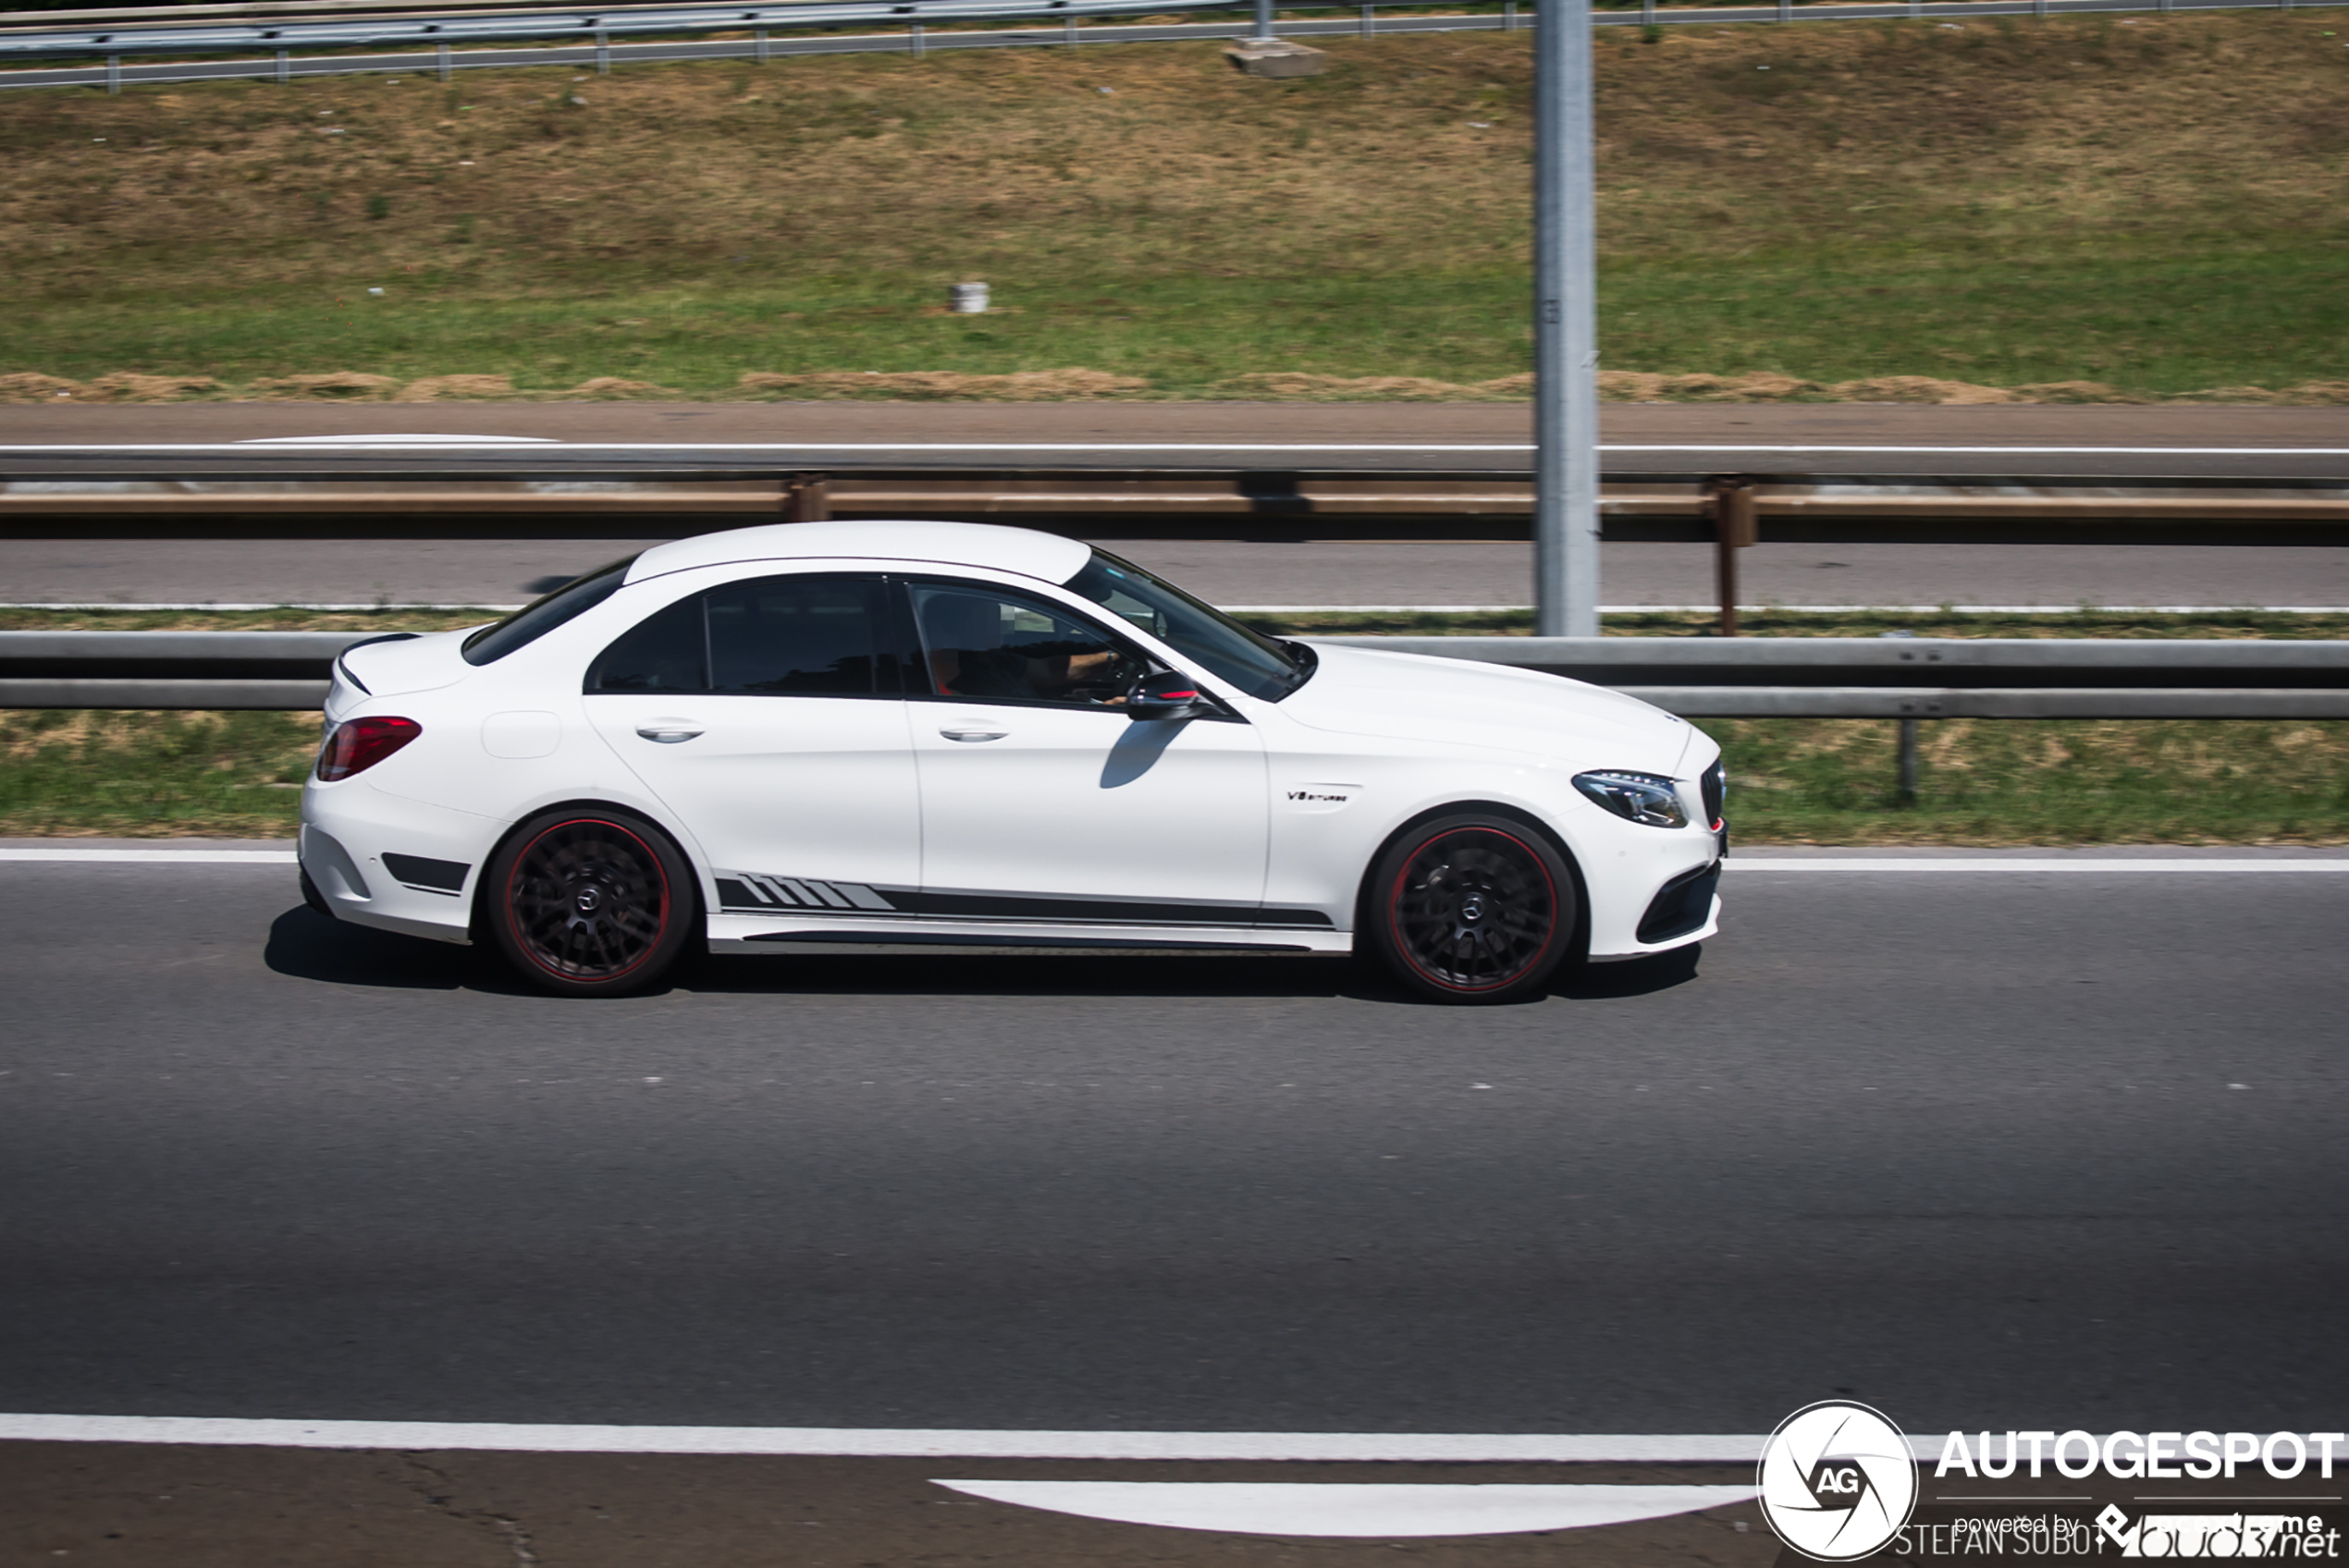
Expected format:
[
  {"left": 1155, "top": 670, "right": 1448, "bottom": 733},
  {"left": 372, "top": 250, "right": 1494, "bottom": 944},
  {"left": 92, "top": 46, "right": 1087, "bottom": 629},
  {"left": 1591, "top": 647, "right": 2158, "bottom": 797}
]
[{"left": 919, "top": 591, "right": 1127, "bottom": 703}]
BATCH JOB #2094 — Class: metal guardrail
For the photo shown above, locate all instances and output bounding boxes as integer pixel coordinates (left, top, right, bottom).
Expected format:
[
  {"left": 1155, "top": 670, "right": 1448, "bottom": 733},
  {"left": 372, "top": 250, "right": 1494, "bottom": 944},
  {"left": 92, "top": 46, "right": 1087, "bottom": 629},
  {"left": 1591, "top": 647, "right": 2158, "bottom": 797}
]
[
  {"left": 6, "top": 630, "right": 2346, "bottom": 717},
  {"left": 0, "top": 0, "right": 2316, "bottom": 92},
  {"left": 8, "top": 476, "right": 2349, "bottom": 545},
  {"left": 1323, "top": 634, "right": 2349, "bottom": 716}
]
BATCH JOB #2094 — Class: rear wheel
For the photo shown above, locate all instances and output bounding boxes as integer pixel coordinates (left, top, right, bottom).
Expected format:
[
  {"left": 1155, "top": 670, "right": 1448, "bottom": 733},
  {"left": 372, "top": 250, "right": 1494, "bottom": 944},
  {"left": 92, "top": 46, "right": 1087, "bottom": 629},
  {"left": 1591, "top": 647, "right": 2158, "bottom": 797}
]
[
  {"left": 487, "top": 808, "right": 693, "bottom": 997},
  {"left": 1366, "top": 815, "right": 1577, "bottom": 1004}
]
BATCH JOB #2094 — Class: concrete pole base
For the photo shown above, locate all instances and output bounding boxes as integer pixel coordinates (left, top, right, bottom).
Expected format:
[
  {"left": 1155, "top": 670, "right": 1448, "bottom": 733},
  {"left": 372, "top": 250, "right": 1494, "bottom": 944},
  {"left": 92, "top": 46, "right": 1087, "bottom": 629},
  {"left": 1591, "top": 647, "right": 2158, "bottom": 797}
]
[{"left": 1223, "top": 39, "right": 1330, "bottom": 77}]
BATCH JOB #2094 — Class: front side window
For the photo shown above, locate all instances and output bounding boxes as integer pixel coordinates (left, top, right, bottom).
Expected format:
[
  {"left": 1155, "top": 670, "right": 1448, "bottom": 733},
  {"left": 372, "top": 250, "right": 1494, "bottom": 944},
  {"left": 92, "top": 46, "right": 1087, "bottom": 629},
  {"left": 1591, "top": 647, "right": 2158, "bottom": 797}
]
[
  {"left": 462, "top": 555, "right": 636, "bottom": 667},
  {"left": 585, "top": 574, "right": 899, "bottom": 696},
  {"left": 1062, "top": 551, "right": 1310, "bottom": 702},
  {"left": 908, "top": 581, "right": 1149, "bottom": 708}
]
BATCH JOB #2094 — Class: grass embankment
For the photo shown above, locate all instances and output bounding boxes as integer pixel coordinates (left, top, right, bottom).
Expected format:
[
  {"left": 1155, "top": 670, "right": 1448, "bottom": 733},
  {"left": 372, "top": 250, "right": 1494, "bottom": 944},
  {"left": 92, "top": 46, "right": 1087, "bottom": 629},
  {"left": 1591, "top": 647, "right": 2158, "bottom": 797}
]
[
  {"left": 6, "top": 11, "right": 2349, "bottom": 401},
  {"left": 6, "top": 610, "right": 2342, "bottom": 843}
]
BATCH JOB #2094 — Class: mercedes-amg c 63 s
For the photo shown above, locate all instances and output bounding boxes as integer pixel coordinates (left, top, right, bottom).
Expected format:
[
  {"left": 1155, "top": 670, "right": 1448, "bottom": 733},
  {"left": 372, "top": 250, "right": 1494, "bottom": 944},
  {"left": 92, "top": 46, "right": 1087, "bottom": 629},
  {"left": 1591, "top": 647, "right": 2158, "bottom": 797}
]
[{"left": 301, "top": 521, "right": 1725, "bottom": 1002}]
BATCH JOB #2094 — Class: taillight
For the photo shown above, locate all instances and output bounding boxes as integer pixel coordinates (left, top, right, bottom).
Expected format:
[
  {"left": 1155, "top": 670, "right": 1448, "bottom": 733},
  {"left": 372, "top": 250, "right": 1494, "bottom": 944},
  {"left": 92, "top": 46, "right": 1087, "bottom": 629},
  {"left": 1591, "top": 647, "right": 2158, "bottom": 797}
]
[{"left": 316, "top": 717, "right": 422, "bottom": 781}]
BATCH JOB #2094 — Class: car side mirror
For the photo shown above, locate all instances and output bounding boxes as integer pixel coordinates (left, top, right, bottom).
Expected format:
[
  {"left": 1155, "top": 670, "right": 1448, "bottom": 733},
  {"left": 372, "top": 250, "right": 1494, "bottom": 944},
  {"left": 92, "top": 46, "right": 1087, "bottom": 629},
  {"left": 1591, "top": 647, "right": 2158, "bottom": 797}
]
[{"left": 1124, "top": 670, "right": 1214, "bottom": 721}]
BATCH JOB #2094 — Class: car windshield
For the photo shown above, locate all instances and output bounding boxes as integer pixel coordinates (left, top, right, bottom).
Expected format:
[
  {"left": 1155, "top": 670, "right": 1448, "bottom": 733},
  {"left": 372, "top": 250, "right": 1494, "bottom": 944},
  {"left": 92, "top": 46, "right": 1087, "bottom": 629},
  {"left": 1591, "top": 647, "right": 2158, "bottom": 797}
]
[
  {"left": 1063, "top": 550, "right": 1313, "bottom": 702},
  {"left": 461, "top": 555, "right": 637, "bottom": 666}
]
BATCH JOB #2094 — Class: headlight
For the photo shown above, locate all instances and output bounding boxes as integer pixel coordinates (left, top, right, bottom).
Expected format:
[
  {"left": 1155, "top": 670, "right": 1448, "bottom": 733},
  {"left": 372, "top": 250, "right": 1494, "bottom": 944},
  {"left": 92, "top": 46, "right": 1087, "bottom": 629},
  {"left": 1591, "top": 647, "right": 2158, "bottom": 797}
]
[{"left": 1572, "top": 769, "right": 1690, "bottom": 829}]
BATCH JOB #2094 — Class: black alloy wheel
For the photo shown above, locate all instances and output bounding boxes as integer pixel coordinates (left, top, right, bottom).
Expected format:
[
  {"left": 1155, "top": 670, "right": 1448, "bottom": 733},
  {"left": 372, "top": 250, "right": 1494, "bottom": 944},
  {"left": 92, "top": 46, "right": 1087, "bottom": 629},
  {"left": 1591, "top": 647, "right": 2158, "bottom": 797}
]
[
  {"left": 488, "top": 809, "right": 693, "bottom": 996},
  {"left": 1367, "top": 815, "right": 1578, "bottom": 1004}
]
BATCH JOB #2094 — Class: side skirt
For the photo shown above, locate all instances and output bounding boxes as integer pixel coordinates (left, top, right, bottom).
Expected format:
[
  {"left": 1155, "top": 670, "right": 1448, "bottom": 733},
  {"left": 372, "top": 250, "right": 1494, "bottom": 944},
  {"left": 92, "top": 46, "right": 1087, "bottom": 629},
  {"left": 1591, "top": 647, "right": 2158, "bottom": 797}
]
[{"left": 706, "top": 911, "right": 1352, "bottom": 957}]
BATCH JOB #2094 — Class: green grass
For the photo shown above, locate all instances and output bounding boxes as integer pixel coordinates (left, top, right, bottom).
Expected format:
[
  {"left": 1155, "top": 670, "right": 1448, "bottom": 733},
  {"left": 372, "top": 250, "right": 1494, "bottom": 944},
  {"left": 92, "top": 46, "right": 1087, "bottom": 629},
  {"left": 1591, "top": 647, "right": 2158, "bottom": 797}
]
[
  {"left": 0, "top": 709, "right": 322, "bottom": 839},
  {"left": 1709, "top": 717, "right": 2349, "bottom": 845},
  {"left": 15, "top": 239, "right": 2348, "bottom": 397}
]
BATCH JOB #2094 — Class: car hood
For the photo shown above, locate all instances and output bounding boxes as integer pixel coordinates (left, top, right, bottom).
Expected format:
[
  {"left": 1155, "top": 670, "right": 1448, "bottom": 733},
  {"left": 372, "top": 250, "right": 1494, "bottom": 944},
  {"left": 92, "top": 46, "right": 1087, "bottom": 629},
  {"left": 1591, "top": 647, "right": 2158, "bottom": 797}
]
[
  {"left": 338, "top": 627, "right": 476, "bottom": 699},
  {"left": 1280, "top": 643, "right": 1692, "bottom": 773}
]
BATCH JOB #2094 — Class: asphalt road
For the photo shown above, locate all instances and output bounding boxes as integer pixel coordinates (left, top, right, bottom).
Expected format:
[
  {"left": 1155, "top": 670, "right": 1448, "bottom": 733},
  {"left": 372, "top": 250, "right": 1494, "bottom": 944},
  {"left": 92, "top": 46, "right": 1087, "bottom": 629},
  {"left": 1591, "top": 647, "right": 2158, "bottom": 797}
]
[
  {"left": 4, "top": 847, "right": 2344, "bottom": 1437},
  {"left": 8, "top": 535, "right": 2347, "bottom": 610},
  {"left": 5, "top": 402, "right": 2348, "bottom": 482}
]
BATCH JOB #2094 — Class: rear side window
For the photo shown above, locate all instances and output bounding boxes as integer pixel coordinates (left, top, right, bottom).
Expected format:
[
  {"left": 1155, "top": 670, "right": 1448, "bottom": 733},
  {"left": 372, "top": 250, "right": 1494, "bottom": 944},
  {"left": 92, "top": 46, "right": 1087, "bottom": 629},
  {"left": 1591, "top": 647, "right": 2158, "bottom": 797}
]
[
  {"left": 708, "top": 576, "right": 886, "bottom": 694},
  {"left": 586, "top": 574, "right": 902, "bottom": 696},
  {"left": 461, "top": 556, "right": 635, "bottom": 667},
  {"left": 588, "top": 594, "right": 705, "bottom": 692}
]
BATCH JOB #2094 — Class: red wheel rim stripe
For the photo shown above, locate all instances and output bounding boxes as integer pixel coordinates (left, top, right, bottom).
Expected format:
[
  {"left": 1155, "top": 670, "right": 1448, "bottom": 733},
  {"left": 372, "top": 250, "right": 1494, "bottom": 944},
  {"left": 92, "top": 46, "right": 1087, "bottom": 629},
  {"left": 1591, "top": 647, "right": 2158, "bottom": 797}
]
[
  {"left": 504, "top": 817, "right": 671, "bottom": 983},
  {"left": 1386, "top": 825, "right": 1558, "bottom": 994}
]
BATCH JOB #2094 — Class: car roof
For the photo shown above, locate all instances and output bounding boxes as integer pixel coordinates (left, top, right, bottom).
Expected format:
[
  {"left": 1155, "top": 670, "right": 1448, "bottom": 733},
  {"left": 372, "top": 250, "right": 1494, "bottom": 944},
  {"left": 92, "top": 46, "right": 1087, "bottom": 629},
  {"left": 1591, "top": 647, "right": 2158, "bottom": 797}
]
[{"left": 625, "top": 521, "right": 1090, "bottom": 587}]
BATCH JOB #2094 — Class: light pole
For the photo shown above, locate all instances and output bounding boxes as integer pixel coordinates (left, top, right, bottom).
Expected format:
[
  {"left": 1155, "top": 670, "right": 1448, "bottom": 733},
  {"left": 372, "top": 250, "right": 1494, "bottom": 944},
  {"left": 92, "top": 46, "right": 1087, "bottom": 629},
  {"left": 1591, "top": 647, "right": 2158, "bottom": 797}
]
[
  {"left": 1531, "top": 0, "right": 1601, "bottom": 637},
  {"left": 1253, "top": 0, "right": 1275, "bottom": 39}
]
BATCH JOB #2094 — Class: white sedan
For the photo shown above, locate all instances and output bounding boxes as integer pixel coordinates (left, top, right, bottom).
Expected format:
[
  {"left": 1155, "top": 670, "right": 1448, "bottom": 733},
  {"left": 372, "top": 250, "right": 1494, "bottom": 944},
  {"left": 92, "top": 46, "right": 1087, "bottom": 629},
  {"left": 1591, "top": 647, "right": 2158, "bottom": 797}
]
[{"left": 300, "top": 521, "right": 1724, "bottom": 1002}]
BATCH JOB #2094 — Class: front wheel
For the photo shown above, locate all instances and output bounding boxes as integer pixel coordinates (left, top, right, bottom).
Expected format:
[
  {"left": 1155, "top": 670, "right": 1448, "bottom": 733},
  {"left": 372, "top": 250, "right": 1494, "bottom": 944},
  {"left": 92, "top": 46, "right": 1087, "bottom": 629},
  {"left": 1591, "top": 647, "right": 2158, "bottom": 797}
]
[
  {"left": 487, "top": 808, "right": 694, "bottom": 997},
  {"left": 1365, "top": 815, "right": 1578, "bottom": 1004}
]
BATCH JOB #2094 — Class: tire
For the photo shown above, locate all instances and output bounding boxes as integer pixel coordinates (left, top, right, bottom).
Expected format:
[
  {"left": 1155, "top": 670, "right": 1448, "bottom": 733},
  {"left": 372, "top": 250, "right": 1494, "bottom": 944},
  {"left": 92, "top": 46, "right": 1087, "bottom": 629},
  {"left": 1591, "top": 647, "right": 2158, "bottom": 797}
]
[
  {"left": 1364, "top": 814, "right": 1578, "bottom": 1004},
  {"left": 486, "top": 808, "right": 694, "bottom": 997}
]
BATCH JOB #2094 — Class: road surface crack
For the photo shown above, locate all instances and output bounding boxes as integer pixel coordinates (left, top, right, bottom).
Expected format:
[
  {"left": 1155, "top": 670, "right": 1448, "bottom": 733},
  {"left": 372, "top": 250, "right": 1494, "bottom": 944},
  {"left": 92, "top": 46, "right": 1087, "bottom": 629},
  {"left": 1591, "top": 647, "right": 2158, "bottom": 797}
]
[{"left": 395, "top": 1453, "right": 541, "bottom": 1566}]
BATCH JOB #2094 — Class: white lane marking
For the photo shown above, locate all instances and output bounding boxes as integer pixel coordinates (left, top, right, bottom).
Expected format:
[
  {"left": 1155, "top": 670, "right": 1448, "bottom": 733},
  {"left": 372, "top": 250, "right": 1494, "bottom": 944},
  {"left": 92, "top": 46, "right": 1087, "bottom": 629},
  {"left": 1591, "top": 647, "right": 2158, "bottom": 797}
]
[
  {"left": 931, "top": 1480, "right": 1757, "bottom": 1538},
  {"left": 230, "top": 434, "right": 562, "bottom": 446},
  {"left": 0, "top": 1415, "right": 1765, "bottom": 1460},
  {"left": 1733, "top": 858, "right": 2349, "bottom": 873},
  {"left": 2, "top": 441, "right": 2348, "bottom": 457},
  {"left": 9, "top": 603, "right": 2349, "bottom": 616},
  {"left": 0, "top": 849, "right": 294, "bottom": 864},
  {"left": 1224, "top": 606, "right": 2349, "bottom": 615},
  {"left": 0, "top": 603, "right": 522, "bottom": 612}
]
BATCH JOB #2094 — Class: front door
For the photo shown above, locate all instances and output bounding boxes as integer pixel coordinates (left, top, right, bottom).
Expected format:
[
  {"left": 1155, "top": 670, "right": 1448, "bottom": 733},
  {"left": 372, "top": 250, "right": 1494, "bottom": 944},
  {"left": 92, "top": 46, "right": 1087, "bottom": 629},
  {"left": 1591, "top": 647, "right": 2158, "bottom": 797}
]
[
  {"left": 903, "top": 578, "right": 1269, "bottom": 928},
  {"left": 584, "top": 572, "right": 922, "bottom": 913}
]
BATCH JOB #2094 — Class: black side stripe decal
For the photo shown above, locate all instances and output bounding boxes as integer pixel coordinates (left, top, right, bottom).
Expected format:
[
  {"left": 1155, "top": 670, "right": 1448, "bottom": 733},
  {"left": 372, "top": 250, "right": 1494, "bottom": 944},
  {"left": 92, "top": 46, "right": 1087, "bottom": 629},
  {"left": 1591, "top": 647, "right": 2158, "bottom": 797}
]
[{"left": 714, "top": 876, "right": 1332, "bottom": 929}]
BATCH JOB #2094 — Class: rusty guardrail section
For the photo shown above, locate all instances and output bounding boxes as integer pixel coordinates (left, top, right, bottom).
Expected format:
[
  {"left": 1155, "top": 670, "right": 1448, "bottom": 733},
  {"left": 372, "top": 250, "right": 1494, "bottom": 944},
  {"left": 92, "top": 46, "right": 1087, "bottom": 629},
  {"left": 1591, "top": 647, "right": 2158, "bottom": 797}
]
[
  {"left": 7, "top": 476, "right": 2349, "bottom": 545},
  {"left": 6, "top": 630, "right": 2347, "bottom": 717}
]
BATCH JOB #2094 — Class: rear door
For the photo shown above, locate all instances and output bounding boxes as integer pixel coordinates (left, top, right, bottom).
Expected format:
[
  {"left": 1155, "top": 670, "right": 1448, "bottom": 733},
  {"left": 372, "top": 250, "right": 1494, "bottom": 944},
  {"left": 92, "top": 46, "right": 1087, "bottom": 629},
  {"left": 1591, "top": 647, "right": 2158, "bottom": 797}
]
[{"left": 584, "top": 572, "right": 923, "bottom": 913}]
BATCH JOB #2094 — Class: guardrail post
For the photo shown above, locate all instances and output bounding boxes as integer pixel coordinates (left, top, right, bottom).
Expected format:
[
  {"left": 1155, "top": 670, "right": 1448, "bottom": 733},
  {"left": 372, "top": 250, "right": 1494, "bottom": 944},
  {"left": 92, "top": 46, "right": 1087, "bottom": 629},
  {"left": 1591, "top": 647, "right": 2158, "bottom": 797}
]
[
  {"left": 1707, "top": 477, "right": 1757, "bottom": 637},
  {"left": 1777, "top": 0, "right": 1791, "bottom": 20},
  {"left": 756, "top": 25, "right": 770, "bottom": 60},
  {"left": 277, "top": 48, "right": 291, "bottom": 83},
  {"left": 1642, "top": 0, "right": 1655, "bottom": 23},
  {"left": 1505, "top": 0, "right": 1518, "bottom": 29},
  {"left": 910, "top": 19, "right": 924, "bottom": 54},
  {"left": 596, "top": 27, "right": 610, "bottom": 72},
  {"left": 1065, "top": 12, "right": 1077, "bottom": 43},
  {"left": 1896, "top": 717, "right": 1920, "bottom": 803},
  {"left": 784, "top": 473, "right": 832, "bottom": 523},
  {"left": 1360, "top": 3, "right": 1374, "bottom": 36},
  {"left": 105, "top": 55, "right": 121, "bottom": 94},
  {"left": 1533, "top": 0, "right": 1602, "bottom": 638},
  {"left": 436, "top": 42, "right": 450, "bottom": 80}
]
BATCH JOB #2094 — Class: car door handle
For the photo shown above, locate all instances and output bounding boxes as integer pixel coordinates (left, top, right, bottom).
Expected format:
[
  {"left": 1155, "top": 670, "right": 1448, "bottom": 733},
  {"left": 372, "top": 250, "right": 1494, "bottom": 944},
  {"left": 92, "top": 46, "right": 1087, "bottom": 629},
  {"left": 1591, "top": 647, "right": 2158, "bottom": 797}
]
[
  {"left": 635, "top": 725, "right": 704, "bottom": 743},
  {"left": 940, "top": 726, "right": 1009, "bottom": 742}
]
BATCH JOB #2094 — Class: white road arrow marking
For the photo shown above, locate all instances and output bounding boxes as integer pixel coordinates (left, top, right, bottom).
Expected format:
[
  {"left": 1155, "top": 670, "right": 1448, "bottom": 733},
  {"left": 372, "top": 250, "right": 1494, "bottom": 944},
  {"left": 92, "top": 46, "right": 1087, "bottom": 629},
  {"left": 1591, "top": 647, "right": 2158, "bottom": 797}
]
[{"left": 930, "top": 1480, "right": 1758, "bottom": 1538}]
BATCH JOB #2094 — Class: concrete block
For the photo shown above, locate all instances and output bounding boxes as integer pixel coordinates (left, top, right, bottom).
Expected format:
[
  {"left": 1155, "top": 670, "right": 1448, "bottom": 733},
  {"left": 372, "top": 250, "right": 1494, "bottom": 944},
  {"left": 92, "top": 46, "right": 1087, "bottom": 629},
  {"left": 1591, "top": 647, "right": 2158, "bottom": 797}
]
[{"left": 1223, "top": 39, "right": 1329, "bottom": 78}]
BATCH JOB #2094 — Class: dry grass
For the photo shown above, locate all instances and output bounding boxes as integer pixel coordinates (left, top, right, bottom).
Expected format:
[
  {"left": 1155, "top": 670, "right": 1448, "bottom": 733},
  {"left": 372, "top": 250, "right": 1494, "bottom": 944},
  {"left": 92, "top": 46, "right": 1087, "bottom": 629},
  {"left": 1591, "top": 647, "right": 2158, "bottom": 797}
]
[{"left": 2, "top": 13, "right": 2345, "bottom": 395}]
